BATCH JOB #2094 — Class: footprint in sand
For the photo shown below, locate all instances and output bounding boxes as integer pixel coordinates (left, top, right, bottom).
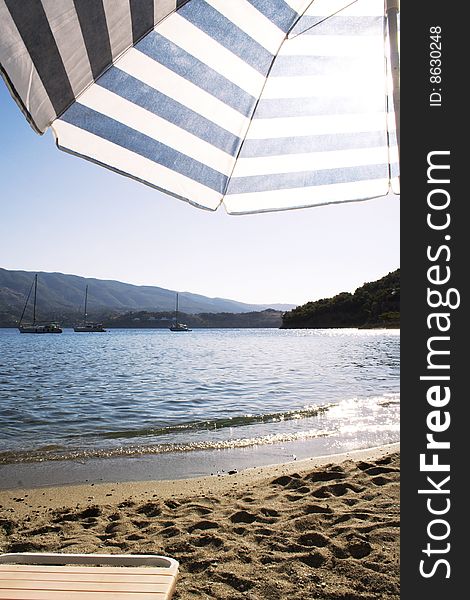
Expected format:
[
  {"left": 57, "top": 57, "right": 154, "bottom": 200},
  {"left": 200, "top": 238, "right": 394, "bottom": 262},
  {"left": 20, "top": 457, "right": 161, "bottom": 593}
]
[
  {"left": 297, "top": 532, "right": 329, "bottom": 547},
  {"left": 188, "top": 520, "right": 219, "bottom": 533},
  {"left": 164, "top": 540, "right": 195, "bottom": 554},
  {"left": 285, "top": 493, "right": 308, "bottom": 502},
  {"left": 126, "top": 533, "right": 145, "bottom": 541},
  {"left": 232, "top": 527, "right": 246, "bottom": 535},
  {"left": 108, "top": 512, "right": 120, "bottom": 522},
  {"left": 104, "top": 522, "right": 128, "bottom": 535},
  {"left": 270, "top": 474, "right": 300, "bottom": 487},
  {"left": 214, "top": 572, "right": 254, "bottom": 593},
  {"left": 342, "top": 497, "right": 360, "bottom": 506},
  {"left": 53, "top": 506, "right": 102, "bottom": 523},
  {"left": 192, "top": 534, "right": 224, "bottom": 548},
  {"left": 159, "top": 520, "right": 176, "bottom": 528},
  {"left": 312, "top": 482, "right": 363, "bottom": 498},
  {"left": 370, "top": 475, "right": 394, "bottom": 486},
  {"left": 357, "top": 461, "right": 376, "bottom": 471},
  {"left": 7, "top": 541, "right": 46, "bottom": 552},
  {"left": 304, "top": 503, "right": 333, "bottom": 515},
  {"left": 230, "top": 510, "right": 257, "bottom": 524},
  {"left": 183, "top": 504, "right": 213, "bottom": 516},
  {"left": 27, "top": 525, "right": 61, "bottom": 535},
  {"left": 0, "top": 519, "right": 16, "bottom": 535},
  {"left": 159, "top": 526, "right": 181, "bottom": 537},
  {"left": 80, "top": 506, "right": 102, "bottom": 518},
  {"left": 136, "top": 502, "right": 161, "bottom": 517},
  {"left": 376, "top": 454, "right": 395, "bottom": 465},
  {"left": 333, "top": 513, "right": 352, "bottom": 524},
  {"left": 284, "top": 483, "right": 311, "bottom": 501},
  {"left": 299, "top": 551, "right": 327, "bottom": 568},
  {"left": 330, "top": 543, "right": 349, "bottom": 559},
  {"left": 365, "top": 465, "right": 399, "bottom": 476},
  {"left": 254, "top": 527, "right": 274, "bottom": 537},
  {"left": 306, "top": 469, "right": 347, "bottom": 483},
  {"left": 346, "top": 539, "right": 372, "bottom": 558},
  {"left": 260, "top": 507, "right": 279, "bottom": 517},
  {"left": 103, "top": 540, "right": 128, "bottom": 550},
  {"left": 131, "top": 519, "right": 152, "bottom": 529},
  {"left": 186, "top": 559, "right": 215, "bottom": 574}
]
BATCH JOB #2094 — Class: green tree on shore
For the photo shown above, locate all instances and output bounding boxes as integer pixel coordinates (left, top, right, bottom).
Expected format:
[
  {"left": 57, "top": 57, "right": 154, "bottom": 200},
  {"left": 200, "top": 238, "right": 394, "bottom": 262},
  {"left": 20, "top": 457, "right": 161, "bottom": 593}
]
[{"left": 281, "top": 270, "right": 400, "bottom": 329}]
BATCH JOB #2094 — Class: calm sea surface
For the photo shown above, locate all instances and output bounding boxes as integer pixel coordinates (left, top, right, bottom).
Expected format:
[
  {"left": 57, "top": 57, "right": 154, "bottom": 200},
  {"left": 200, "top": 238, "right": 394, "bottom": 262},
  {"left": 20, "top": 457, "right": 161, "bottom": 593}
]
[{"left": 0, "top": 328, "right": 399, "bottom": 465}]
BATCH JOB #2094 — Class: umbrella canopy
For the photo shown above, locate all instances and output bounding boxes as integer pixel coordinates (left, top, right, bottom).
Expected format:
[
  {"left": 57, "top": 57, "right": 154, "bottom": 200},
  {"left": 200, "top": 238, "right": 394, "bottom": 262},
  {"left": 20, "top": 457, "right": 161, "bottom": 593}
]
[{"left": 0, "top": 0, "right": 399, "bottom": 214}]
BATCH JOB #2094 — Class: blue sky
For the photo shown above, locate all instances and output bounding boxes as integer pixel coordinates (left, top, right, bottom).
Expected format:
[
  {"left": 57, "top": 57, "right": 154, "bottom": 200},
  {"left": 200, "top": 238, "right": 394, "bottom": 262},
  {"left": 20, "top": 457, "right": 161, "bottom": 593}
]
[{"left": 0, "top": 83, "right": 399, "bottom": 305}]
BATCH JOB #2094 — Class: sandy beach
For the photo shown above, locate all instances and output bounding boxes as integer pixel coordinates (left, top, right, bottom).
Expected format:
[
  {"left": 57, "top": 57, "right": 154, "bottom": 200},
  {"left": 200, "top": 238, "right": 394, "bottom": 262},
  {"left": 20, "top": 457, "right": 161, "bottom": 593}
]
[{"left": 0, "top": 444, "right": 399, "bottom": 599}]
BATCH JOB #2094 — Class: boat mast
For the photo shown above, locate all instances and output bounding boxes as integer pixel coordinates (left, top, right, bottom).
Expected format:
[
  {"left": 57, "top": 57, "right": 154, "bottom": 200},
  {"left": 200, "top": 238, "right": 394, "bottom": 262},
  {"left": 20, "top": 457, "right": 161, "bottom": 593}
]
[
  {"left": 83, "top": 285, "right": 88, "bottom": 325},
  {"left": 19, "top": 278, "right": 35, "bottom": 327},
  {"left": 32, "top": 274, "right": 38, "bottom": 325},
  {"left": 175, "top": 292, "right": 179, "bottom": 324}
]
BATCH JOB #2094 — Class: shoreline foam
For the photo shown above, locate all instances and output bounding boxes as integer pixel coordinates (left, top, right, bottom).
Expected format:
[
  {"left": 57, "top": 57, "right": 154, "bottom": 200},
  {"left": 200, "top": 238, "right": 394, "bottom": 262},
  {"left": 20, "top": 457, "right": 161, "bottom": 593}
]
[{"left": 0, "top": 435, "right": 399, "bottom": 490}]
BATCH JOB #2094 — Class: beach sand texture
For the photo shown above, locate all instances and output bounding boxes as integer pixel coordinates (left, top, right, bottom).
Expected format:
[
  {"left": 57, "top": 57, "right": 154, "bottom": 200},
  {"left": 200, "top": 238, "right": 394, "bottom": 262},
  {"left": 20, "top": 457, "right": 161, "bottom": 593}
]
[{"left": 0, "top": 446, "right": 399, "bottom": 599}]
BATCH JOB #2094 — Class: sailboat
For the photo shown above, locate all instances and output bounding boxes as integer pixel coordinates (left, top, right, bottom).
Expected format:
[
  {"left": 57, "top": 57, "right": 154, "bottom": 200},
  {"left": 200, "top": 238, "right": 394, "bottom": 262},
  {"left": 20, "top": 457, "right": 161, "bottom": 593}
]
[
  {"left": 18, "top": 274, "right": 62, "bottom": 333},
  {"left": 169, "top": 292, "right": 191, "bottom": 332},
  {"left": 73, "top": 285, "right": 106, "bottom": 332}
]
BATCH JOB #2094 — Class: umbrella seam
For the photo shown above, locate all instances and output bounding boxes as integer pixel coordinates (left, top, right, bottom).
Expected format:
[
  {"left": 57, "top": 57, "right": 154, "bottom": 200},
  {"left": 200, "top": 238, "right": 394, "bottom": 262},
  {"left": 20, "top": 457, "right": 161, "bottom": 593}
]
[
  {"left": 288, "top": 0, "right": 360, "bottom": 39},
  {"left": 47, "top": 1, "right": 190, "bottom": 131},
  {"left": 383, "top": 8, "right": 399, "bottom": 189},
  {"left": 0, "top": 63, "right": 43, "bottom": 135}
]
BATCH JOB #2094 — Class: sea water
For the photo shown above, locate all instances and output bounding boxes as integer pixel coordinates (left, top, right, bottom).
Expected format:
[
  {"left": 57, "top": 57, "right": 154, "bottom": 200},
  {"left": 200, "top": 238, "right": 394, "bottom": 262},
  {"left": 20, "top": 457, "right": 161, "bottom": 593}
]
[{"left": 0, "top": 327, "right": 399, "bottom": 473}]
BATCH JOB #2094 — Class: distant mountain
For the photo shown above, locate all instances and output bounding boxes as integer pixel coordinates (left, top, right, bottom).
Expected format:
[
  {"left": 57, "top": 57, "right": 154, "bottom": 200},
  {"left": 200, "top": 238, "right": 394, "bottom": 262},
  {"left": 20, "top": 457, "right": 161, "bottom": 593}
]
[
  {"left": 281, "top": 270, "right": 400, "bottom": 329},
  {"left": 0, "top": 268, "right": 295, "bottom": 326}
]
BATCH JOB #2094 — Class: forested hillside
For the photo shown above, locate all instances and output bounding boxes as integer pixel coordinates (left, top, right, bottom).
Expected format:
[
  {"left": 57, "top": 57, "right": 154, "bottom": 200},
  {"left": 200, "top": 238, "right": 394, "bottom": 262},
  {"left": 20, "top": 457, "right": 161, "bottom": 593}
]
[{"left": 282, "top": 270, "right": 400, "bottom": 329}]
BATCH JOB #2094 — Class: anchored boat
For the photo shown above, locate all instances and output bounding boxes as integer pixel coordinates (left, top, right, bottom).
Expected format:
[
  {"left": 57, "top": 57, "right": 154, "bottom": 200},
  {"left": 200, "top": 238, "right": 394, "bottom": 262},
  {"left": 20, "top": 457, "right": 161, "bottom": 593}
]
[
  {"left": 18, "top": 274, "right": 62, "bottom": 333},
  {"left": 169, "top": 293, "right": 191, "bottom": 332},
  {"left": 74, "top": 285, "right": 106, "bottom": 332}
]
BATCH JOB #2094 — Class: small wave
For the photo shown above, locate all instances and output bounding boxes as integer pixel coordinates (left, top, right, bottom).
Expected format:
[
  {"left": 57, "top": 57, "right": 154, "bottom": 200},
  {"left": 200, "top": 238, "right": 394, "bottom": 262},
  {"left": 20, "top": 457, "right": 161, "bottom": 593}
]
[
  {"left": 377, "top": 400, "right": 400, "bottom": 406},
  {"left": 0, "top": 428, "right": 336, "bottom": 465},
  {"left": 0, "top": 394, "right": 399, "bottom": 465},
  {"left": 85, "top": 404, "right": 336, "bottom": 440}
]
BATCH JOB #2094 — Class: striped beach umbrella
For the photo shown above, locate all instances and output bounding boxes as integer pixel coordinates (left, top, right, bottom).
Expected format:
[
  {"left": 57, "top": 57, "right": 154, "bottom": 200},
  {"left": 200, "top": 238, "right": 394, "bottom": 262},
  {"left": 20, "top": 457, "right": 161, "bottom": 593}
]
[{"left": 0, "top": 0, "right": 399, "bottom": 214}]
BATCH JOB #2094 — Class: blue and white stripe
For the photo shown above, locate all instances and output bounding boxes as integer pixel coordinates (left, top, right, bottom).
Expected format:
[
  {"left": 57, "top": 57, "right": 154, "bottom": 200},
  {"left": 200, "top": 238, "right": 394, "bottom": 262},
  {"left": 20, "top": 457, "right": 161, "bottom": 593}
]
[
  {"left": 1, "top": 0, "right": 399, "bottom": 214},
  {"left": 225, "top": 0, "right": 398, "bottom": 213}
]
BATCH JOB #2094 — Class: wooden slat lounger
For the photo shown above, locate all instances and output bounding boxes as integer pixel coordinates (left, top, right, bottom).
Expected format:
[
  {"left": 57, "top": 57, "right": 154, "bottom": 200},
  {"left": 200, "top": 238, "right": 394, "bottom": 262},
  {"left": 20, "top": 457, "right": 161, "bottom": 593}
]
[{"left": 0, "top": 553, "right": 179, "bottom": 599}]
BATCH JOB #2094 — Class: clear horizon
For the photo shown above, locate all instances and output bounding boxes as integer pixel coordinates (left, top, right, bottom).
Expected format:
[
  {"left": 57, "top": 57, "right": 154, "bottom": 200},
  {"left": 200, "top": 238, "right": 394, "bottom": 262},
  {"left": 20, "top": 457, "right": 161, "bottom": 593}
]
[{"left": 0, "top": 84, "right": 399, "bottom": 306}]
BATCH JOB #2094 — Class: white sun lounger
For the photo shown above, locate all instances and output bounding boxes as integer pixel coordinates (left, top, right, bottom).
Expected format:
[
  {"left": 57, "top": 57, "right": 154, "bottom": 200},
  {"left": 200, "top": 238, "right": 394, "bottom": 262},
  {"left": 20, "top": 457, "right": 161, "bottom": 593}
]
[{"left": 0, "top": 553, "right": 179, "bottom": 599}]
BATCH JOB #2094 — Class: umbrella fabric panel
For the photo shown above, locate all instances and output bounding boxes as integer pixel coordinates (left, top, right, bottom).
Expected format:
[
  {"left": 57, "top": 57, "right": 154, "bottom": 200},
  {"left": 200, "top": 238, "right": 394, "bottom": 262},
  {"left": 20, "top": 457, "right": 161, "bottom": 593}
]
[
  {"left": 0, "top": 0, "right": 179, "bottom": 134},
  {"left": 0, "top": 0, "right": 399, "bottom": 214},
  {"left": 0, "top": 0, "right": 68, "bottom": 133},
  {"left": 224, "top": 0, "right": 395, "bottom": 213},
  {"left": 52, "top": 0, "right": 311, "bottom": 210}
]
